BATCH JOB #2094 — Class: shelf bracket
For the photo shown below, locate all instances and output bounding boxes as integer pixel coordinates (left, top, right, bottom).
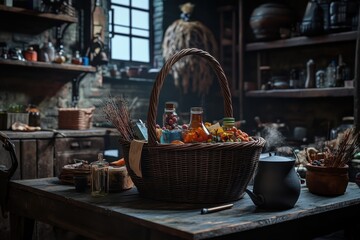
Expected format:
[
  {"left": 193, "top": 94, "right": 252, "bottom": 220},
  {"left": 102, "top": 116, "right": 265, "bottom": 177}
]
[
  {"left": 55, "top": 23, "right": 73, "bottom": 48},
  {"left": 71, "top": 72, "right": 87, "bottom": 108}
]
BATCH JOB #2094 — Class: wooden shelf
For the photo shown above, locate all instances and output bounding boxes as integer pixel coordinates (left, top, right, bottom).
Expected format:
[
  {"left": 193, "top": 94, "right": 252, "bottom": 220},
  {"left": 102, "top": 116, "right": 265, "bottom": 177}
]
[
  {"left": 0, "top": 59, "right": 96, "bottom": 74},
  {"left": 245, "top": 87, "right": 354, "bottom": 98},
  {"left": 246, "top": 31, "right": 358, "bottom": 52},
  {"left": 0, "top": 5, "right": 77, "bottom": 33},
  {"left": 0, "top": 5, "right": 77, "bottom": 23}
]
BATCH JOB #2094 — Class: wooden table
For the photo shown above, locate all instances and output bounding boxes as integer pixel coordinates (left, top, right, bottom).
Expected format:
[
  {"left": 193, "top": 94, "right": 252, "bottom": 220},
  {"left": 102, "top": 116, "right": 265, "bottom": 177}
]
[{"left": 6, "top": 178, "right": 360, "bottom": 240}]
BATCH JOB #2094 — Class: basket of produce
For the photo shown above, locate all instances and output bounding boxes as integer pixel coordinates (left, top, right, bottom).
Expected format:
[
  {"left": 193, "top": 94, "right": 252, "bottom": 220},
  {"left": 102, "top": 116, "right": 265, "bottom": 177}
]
[
  {"left": 104, "top": 48, "right": 266, "bottom": 203},
  {"left": 58, "top": 107, "right": 95, "bottom": 130}
]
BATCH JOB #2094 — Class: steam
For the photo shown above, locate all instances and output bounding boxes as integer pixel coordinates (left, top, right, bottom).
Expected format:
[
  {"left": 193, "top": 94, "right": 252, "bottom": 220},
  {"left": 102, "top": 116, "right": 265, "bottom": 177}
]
[{"left": 262, "top": 126, "right": 285, "bottom": 152}]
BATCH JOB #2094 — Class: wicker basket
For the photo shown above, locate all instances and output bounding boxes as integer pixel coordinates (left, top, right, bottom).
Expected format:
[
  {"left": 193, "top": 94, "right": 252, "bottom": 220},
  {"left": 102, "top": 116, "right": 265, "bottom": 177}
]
[
  {"left": 58, "top": 107, "right": 95, "bottom": 130},
  {"left": 121, "top": 48, "right": 266, "bottom": 203}
]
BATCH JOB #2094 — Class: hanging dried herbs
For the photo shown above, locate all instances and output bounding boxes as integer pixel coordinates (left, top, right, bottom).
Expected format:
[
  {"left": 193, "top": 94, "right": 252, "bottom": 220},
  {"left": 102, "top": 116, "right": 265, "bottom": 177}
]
[{"left": 162, "top": 4, "right": 218, "bottom": 96}]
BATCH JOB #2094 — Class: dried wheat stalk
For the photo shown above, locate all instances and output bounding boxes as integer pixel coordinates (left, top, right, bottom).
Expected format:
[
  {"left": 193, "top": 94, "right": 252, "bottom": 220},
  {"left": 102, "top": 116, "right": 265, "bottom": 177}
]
[
  {"left": 103, "top": 96, "right": 135, "bottom": 143},
  {"left": 324, "top": 128, "right": 360, "bottom": 167},
  {"left": 162, "top": 19, "right": 218, "bottom": 96}
]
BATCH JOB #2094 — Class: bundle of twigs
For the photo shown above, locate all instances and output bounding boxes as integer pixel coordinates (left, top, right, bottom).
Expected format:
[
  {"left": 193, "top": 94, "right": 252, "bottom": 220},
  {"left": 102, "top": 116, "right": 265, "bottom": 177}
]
[
  {"left": 162, "top": 19, "right": 218, "bottom": 96},
  {"left": 324, "top": 128, "right": 360, "bottom": 167},
  {"left": 103, "top": 96, "right": 135, "bottom": 143}
]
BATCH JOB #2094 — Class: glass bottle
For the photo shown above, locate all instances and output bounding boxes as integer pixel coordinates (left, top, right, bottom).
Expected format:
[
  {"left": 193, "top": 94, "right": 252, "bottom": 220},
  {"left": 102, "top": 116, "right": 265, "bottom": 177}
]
[
  {"left": 162, "top": 102, "right": 179, "bottom": 130},
  {"left": 54, "top": 45, "right": 66, "bottom": 64},
  {"left": 91, "top": 153, "right": 109, "bottom": 197},
  {"left": 326, "top": 60, "right": 336, "bottom": 87},
  {"left": 183, "top": 107, "right": 210, "bottom": 143},
  {"left": 71, "top": 50, "right": 82, "bottom": 65},
  {"left": 40, "top": 42, "right": 55, "bottom": 62},
  {"left": 316, "top": 70, "right": 326, "bottom": 88}
]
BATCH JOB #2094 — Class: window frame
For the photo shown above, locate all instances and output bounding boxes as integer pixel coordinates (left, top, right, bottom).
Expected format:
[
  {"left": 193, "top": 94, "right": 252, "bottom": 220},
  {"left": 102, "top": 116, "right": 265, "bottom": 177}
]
[{"left": 108, "top": 0, "right": 153, "bottom": 66}]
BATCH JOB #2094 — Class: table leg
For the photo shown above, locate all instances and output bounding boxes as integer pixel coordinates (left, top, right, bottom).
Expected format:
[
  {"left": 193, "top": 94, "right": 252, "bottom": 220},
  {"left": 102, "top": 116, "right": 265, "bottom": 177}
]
[{"left": 10, "top": 212, "right": 35, "bottom": 240}]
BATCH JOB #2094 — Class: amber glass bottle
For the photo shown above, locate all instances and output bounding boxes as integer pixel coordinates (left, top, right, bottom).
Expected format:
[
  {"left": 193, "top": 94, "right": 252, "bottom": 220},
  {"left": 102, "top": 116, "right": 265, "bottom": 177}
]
[{"left": 183, "top": 107, "right": 210, "bottom": 143}]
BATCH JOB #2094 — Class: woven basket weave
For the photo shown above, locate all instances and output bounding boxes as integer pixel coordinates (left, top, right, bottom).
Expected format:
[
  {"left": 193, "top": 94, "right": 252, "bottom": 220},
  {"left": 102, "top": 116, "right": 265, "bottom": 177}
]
[
  {"left": 121, "top": 48, "right": 265, "bottom": 203},
  {"left": 58, "top": 108, "right": 95, "bottom": 130}
]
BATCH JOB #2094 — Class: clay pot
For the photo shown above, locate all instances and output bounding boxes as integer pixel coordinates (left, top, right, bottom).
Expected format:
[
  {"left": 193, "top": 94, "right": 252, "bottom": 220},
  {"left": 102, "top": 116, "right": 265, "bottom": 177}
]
[
  {"left": 250, "top": 3, "right": 293, "bottom": 40},
  {"left": 305, "top": 164, "right": 349, "bottom": 196}
]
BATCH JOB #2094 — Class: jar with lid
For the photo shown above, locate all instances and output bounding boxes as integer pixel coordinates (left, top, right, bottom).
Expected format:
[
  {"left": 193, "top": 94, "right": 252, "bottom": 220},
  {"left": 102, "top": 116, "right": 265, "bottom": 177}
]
[
  {"left": 222, "top": 117, "right": 236, "bottom": 141},
  {"left": 183, "top": 107, "right": 211, "bottom": 143},
  {"left": 26, "top": 104, "right": 40, "bottom": 127},
  {"left": 160, "top": 102, "right": 182, "bottom": 143},
  {"left": 23, "top": 47, "right": 37, "bottom": 62},
  {"left": 91, "top": 153, "right": 109, "bottom": 197},
  {"left": 162, "top": 102, "right": 179, "bottom": 130}
]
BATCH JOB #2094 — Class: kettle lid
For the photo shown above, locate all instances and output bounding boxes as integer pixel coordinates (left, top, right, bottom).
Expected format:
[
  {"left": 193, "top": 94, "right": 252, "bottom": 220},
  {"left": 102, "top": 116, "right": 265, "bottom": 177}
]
[{"left": 260, "top": 152, "right": 294, "bottom": 162}]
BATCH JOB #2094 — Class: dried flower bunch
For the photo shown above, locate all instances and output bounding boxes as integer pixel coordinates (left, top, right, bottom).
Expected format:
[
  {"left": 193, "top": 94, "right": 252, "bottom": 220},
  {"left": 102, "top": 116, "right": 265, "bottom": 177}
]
[
  {"left": 103, "top": 96, "right": 135, "bottom": 143},
  {"left": 162, "top": 4, "right": 218, "bottom": 95},
  {"left": 323, "top": 128, "right": 360, "bottom": 167},
  {"left": 308, "top": 128, "right": 360, "bottom": 168}
]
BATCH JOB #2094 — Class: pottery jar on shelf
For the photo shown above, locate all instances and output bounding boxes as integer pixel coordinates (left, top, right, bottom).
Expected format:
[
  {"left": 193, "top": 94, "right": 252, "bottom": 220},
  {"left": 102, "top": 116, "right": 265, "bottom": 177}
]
[{"left": 250, "top": 3, "right": 294, "bottom": 40}]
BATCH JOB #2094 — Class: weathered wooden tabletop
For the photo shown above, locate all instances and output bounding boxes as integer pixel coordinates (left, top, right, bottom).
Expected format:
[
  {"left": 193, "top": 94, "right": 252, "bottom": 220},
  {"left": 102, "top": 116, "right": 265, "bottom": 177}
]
[{"left": 7, "top": 178, "right": 360, "bottom": 240}]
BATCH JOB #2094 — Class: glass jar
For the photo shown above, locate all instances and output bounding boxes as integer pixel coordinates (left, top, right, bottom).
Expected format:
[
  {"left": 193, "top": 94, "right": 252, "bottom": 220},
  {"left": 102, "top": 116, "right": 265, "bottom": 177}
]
[
  {"left": 162, "top": 102, "right": 179, "bottom": 130},
  {"left": 71, "top": 50, "right": 82, "bottom": 65},
  {"left": 183, "top": 107, "right": 210, "bottom": 143},
  {"left": 316, "top": 70, "right": 326, "bottom": 88},
  {"left": 26, "top": 104, "right": 40, "bottom": 127},
  {"left": 91, "top": 153, "right": 109, "bottom": 197},
  {"left": 53, "top": 45, "right": 66, "bottom": 64},
  {"left": 23, "top": 47, "right": 37, "bottom": 62},
  {"left": 222, "top": 117, "right": 235, "bottom": 140},
  {"left": 160, "top": 102, "right": 182, "bottom": 143},
  {"left": 40, "top": 42, "right": 55, "bottom": 62}
]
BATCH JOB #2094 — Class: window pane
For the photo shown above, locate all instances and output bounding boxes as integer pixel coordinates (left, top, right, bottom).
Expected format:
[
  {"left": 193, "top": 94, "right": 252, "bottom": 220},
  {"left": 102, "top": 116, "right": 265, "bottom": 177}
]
[
  {"left": 132, "top": 0, "right": 148, "bottom": 10},
  {"left": 114, "top": 6, "right": 129, "bottom": 26},
  {"left": 112, "top": 35, "right": 130, "bottom": 60},
  {"left": 132, "top": 10, "right": 149, "bottom": 30},
  {"left": 114, "top": 25, "right": 130, "bottom": 34},
  {"left": 132, "top": 38, "right": 149, "bottom": 62},
  {"left": 132, "top": 29, "right": 148, "bottom": 37},
  {"left": 112, "top": 0, "right": 129, "bottom": 5}
]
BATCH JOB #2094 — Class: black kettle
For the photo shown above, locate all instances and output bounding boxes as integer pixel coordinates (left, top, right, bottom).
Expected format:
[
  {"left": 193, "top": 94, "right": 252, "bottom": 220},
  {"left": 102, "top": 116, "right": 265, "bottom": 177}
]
[{"left": 245, "top": 153, "right": 301, "bottom": 210}]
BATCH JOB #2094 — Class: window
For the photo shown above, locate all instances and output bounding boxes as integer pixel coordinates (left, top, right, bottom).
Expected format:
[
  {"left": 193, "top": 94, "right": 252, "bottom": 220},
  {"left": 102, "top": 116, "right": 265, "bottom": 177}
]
[{"left": 109, "top": 0, "right": 151, "bottom": 63}]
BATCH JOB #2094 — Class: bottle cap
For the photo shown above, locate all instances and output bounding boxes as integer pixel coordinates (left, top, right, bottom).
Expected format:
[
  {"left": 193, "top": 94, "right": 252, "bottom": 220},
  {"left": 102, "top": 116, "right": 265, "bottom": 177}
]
[
  {"left": 190, "top": 107, "right": 203, "bottom": 114},
  {"left": 165, "top": 102, "right": 174, "bottom": 108},
  {"left": 223, "top": 117, "right": 235, "bottom": 124}
]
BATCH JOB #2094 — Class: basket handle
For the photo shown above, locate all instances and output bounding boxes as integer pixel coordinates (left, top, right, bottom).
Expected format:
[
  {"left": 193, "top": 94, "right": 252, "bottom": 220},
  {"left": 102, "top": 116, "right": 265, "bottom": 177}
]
[{"left": 147, "top": 48, "right": 233, "bottom": 145}]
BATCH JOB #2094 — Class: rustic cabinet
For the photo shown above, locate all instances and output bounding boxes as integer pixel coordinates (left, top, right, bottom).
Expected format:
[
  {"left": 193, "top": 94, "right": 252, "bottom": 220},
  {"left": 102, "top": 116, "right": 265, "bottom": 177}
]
[
  {"left": 0, "top": 129, "right": 116, "bottom": 240},
  {"left": 0, "top": 129, "right": 116, "bottom": 179}
]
